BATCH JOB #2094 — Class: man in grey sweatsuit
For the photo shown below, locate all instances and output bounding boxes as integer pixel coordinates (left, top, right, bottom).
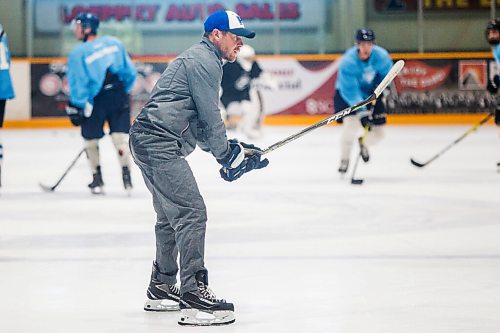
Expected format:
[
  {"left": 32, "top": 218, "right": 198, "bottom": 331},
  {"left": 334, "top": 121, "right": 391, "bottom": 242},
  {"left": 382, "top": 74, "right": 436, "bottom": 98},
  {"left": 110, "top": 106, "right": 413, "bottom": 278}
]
[{"left": 129, "top": 10, "right": 268, "bottom": 326}]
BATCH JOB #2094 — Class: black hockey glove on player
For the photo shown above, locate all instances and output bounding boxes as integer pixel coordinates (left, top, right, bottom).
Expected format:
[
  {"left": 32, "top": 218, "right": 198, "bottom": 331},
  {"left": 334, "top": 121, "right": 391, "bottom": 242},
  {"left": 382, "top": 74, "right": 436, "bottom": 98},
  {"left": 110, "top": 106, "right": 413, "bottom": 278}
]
[
  {"left": 65, "top": 102, "right": 85, "bottom": 126},
  {"left": 65, "top": 101, "right": 93, "bottom": 126},
  {"left": 487, "top": 75, "right": 500, "bottom": 94},
  {"left": 358, "top": 108, "right": 374, "bottom": 130}
]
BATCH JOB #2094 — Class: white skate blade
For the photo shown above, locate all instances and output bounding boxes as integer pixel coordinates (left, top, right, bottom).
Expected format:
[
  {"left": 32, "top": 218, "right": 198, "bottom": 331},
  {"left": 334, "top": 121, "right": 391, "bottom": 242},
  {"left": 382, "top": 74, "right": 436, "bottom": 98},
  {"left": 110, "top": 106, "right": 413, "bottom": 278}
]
[
  {"left": 178, "top": 308, "right": 235, "bottom": 326},
  {"left": 144, "top": 298, "right": 180, "bottom": 312}
]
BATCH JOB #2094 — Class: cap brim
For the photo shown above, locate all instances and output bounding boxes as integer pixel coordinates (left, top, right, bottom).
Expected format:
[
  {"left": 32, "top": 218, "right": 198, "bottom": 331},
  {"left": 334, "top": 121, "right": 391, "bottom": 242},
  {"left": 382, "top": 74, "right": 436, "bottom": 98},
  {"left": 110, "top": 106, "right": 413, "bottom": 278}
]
[{"left": 229, "top": 28, "right": 256, "bottom": 39}]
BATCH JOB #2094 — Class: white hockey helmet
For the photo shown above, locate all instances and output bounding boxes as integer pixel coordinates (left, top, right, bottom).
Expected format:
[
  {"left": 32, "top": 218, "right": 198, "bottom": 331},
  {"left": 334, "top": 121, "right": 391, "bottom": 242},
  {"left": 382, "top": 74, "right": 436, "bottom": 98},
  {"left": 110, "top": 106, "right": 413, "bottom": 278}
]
[
  {"left": 238, "top": 44, "right": 255, "bottom": 60},
  {"left": 237, "top": 44, "right": 256, "bottom": 71}
]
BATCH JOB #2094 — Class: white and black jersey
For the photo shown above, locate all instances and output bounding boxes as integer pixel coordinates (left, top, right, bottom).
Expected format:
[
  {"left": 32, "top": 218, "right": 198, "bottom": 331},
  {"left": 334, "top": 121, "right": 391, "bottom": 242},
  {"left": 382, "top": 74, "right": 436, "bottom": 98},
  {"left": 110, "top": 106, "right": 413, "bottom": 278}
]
[{"left": 221, "top": 61, "right": 262, "bottom": 108}]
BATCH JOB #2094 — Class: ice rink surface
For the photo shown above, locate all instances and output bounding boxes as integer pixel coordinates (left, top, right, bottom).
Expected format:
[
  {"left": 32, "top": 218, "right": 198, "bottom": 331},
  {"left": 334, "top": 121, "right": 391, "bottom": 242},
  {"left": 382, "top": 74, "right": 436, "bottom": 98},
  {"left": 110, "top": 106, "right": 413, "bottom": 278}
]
[{"left": 1, "top": 124, "right": 500, "bottom": 332}]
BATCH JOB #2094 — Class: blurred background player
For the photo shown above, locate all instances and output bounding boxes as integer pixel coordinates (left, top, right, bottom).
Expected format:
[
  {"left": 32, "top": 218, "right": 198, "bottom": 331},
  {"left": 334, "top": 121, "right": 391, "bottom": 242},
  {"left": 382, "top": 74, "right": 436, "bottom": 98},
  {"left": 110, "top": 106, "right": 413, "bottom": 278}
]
[
  {"left": 220, "top": 44, "right": 276, "bottom": 139},
  {"left": 66, "top": 13, "right": 137, "bottom": 194},
  {"left": 484, "top": 18, "right": 500, "bottom": 172},
  {"left": 334, "top": 28, "right": 393, "bottom": 174},
  {"left": 0, "top": 23, "right": 15, "bottom": 188}
]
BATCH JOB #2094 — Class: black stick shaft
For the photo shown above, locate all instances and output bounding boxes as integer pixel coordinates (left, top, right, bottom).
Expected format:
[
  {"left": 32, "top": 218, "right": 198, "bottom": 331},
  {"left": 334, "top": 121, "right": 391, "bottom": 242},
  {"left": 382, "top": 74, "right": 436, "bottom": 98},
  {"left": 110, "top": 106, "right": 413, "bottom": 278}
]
[
  {"left": 411, "top": 112, "right": 494, "bottom": 168},
  {"left": 45, "top": 148, "right": 85, "bottom": 191}
]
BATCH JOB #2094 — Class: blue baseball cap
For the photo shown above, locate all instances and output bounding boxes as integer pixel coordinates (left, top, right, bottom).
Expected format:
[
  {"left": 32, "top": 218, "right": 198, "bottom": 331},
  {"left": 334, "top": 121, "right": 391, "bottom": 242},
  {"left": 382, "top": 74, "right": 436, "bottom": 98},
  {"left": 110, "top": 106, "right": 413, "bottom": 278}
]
[{"left": 204, "top": 10, "right": 255, "bottom": 39}]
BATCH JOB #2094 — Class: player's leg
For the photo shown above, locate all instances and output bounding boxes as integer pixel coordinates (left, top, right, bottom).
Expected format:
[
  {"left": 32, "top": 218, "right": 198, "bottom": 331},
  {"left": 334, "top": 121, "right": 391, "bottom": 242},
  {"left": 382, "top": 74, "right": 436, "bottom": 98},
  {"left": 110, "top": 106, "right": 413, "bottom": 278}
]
[
  {"left": 238, "top": 88, "right": 263, "bottom": 139},
  {"left": 334, "top": 91, "right": 361, "bottom": 174},
  {"left": 106, "top": 89, "right": 133, "bottom": 190},
  {"left": 142, "top": 171, "right": 181, "bottom": 311},
  {"left": 81, "top": 107, "right": 106, "bottom": 194},
  {"left": 84, "top": 139, "right": 104, "bottom": 193},
  {"left": 339, "top": 116, "right": 361, "bottom": 173},
  {"left": 363, "top": 101, "right": 386, "bottom": 148},
  {"left": 237, "top": 97, "right": 261, "bottom": 139},
  {"left": 494, "top": 105, "right": 500, "bottom": 172},
  {"left": 0, "top": 99, "right": 5, "bottom": 187},
  {"left": 129, "top": 132, "right": 234, "bottom": 325},
  {"left": 225, "top": 101, "right": 240, "bottom": 130}
]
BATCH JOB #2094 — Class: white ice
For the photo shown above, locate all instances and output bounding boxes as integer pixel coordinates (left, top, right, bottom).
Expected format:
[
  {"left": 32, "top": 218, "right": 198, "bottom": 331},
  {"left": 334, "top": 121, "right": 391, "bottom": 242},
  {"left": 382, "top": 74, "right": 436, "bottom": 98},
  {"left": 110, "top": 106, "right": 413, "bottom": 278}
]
[{"left": 1, "top": 124, "right": 500, "bottom": 333}]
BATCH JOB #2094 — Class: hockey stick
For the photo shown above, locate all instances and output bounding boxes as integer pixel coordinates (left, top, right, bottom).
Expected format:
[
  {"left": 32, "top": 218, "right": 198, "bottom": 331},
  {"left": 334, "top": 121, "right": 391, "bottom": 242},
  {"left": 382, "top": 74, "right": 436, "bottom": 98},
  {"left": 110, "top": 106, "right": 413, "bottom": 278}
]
[
  {"left": 244, "top": 60, "right": 405, "bottom": 156},
  {"left": 410, "top": 111, "right": 494, "bottom": 168},
  {"left": 39, "top": 148, "right": 86, "bottom": 192},
  {"left": 350, "top": 127, "right": 370, "bottom": 185}
]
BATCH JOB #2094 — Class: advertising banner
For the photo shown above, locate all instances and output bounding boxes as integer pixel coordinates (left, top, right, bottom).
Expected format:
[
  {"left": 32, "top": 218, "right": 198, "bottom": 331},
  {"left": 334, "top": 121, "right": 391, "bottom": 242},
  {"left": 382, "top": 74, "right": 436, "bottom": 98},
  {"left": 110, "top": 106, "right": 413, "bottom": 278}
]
[
  {"left": 31, "top": 57, "right": 497, "bottom": 118},
  {"left": 34, "top": 0, "right": 324, "bottom": 33}
]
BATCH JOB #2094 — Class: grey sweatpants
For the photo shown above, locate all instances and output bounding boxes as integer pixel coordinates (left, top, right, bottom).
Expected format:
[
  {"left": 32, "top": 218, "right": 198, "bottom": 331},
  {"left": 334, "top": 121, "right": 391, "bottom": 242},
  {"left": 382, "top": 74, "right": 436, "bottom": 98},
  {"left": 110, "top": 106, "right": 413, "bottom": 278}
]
[{"left": 130, "top": 138, "right": 208, "bottom": 295}]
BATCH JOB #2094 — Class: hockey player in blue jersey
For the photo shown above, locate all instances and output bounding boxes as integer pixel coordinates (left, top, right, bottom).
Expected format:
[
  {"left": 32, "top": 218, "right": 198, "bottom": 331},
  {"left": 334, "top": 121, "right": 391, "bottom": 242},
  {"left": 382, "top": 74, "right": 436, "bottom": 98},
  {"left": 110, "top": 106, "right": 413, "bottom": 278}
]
[
  {"left": 0, "top": 23, "right": 15, "bottom": 188},
  {"left": 485, "top": 19, "right": 500, "bottom": 172},
  {"left": 334, "top": 28, "right": 393, "bottom": 174},
  {"left": 66, "top": 12, "right": 137, "bottom": 194}
]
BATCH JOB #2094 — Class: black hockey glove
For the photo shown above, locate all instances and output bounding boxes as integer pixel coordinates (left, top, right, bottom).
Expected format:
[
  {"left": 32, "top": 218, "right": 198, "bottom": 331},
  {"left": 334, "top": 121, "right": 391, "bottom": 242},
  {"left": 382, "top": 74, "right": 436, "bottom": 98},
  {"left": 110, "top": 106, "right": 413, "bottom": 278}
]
[
  {"left": 65, "top": 102, "right": 84, "bottom": 126},
  {"left": 219, "top": 154, "right": 269, "bottom": 182},
  {"left": 496, "top": 105, "right": 500, "bottom": 126},
  {"left": 487, "top": 75, "right": 500, "bottom": 94},
  {"left": 359, "top": 112, "right": 374, "bottom": 130}
]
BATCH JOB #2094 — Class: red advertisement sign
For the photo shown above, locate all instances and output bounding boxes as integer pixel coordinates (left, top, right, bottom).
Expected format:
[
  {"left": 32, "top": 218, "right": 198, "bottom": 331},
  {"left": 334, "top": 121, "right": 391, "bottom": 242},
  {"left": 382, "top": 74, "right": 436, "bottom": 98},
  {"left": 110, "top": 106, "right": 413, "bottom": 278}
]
[{"left": 394, "top": 60, "right": 452, "bottom": 91}]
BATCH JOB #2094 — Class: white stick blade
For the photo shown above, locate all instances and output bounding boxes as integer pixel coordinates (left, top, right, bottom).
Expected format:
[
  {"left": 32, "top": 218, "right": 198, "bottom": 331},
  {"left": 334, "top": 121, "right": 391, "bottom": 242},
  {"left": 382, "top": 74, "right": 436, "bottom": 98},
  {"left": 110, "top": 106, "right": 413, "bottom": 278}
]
[{"left": 374, "top": 60, "right": 405, "bottom": 97}]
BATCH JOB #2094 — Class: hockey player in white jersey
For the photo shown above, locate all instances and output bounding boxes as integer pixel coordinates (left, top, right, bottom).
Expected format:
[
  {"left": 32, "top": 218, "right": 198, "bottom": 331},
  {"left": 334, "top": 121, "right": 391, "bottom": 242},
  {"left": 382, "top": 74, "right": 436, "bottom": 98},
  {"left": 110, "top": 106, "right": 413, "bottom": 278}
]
[
  {"left": 220, "top": 44, "right": 276, "bottom": 138},
  {"left": 333, "top": 28, "right": 393, "bottom": 174}
]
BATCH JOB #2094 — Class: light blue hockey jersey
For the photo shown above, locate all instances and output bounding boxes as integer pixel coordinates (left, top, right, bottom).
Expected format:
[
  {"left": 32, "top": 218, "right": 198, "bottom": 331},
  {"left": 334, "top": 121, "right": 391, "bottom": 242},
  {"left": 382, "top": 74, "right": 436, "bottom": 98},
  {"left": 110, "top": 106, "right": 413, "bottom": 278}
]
[
  {"left": 0, "top": 27, "right": 15, "bottom": 100},
  {"left": 335, "top": 45, "right": 393, "bottom": 108},
  {"left": 492, "top": 43, "right": 500, "bottom": 68},
  {"left": 67, "top": 35, "right": 136, "bottom": 108}
]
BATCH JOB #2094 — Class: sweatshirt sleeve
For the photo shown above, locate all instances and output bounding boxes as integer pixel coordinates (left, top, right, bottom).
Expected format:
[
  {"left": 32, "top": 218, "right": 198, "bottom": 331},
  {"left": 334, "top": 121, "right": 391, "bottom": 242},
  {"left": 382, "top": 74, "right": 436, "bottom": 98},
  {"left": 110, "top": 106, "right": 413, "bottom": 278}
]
[{"left": 184, "top": 56, "right": 229, "bottom": 159}]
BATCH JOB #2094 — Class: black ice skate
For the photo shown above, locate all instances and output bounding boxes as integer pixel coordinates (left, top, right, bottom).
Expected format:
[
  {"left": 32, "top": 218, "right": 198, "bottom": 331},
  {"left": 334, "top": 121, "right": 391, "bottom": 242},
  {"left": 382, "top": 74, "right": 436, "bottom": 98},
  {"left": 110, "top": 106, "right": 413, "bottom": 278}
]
[
  {"left": 144, "top": 262, "right": 181, "bottom": 311},
  {"left": 358, "top": 137, "right": 370, "bottom": 163},
  {"left": 122, "top": 166, "right": 132, "bottom": 191},
  {"left": 338, "top": 159, "right": 349, "bottom": 174},
  {"left": 88, "top": 166, "right": 104, "bottom": 194},
  {"left": 178, "top": 271, "right": 235, "bottom": 326}
]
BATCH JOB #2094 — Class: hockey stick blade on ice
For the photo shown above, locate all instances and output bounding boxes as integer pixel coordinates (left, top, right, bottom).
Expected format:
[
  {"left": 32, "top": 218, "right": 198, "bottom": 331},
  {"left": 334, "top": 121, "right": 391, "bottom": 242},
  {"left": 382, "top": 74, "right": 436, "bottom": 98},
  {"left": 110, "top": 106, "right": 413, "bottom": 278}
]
[
  {"left": 350, "top": 128, "right": 370, "bottom": 185},
  {"left": 39, "top": 148, "right": 85, "bottom": 192},
  {"left": 244, "top": 60, "right": 405, "bottom": 156},
  {"left": 350, "top": 154, "right": 364, "bottom": 185},
  {"left": 410, "top": 111, "right": 494, "bottom": 168}
]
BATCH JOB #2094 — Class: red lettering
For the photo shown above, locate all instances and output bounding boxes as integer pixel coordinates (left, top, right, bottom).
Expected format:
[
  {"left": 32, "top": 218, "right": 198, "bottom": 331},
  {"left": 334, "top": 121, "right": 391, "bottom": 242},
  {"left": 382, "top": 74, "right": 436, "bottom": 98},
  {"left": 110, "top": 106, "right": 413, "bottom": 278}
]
[
  {"left": 115, "top": 6, "right": 131, "bottom": 21},
  {"left": 236, "top": 2, "right": 300, "bottom": 20},
  {"left": 136, "top": 5, "right": 158, "bottom": 22},
  {"left": 236, "top": 3, "right": 273, "bottom": 20},
  {"left": 279, "top": 3, "right": 300, "bottom": 20},
  {"left": 165, "top": 4, "right": 204, "bottom": 22}
]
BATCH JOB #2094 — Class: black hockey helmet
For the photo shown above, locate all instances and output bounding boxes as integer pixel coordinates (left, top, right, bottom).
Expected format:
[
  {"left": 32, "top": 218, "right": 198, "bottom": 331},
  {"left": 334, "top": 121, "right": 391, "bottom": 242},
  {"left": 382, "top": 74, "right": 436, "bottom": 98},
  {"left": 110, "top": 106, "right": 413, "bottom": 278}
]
[
  {"left": 73, "top": 12, "right": 100, "bottom": 35},
  {"left": 356, "top": 28, "right": 375, "bottom": 42},
  {"left": 485, "top": 19, "right": 500, "bottom": 45}
]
